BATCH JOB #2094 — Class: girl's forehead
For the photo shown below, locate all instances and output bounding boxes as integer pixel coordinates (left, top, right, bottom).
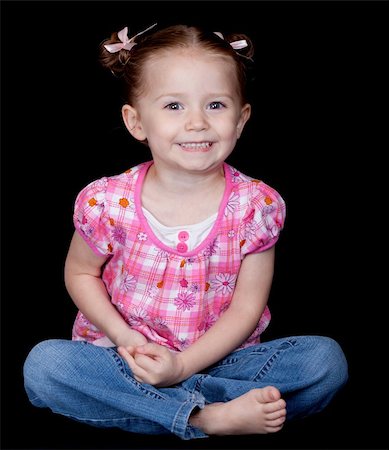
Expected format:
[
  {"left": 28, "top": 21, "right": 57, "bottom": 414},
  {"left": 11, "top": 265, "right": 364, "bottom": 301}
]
[
  {"left": 136, "top": 47, "right": 241, "bottom": 102},
  {"left": 145, "top": 47, "right": 235, "bottom": 70},
  {"left": 142, "top": 51, "right": 237, "bottom": 90}
]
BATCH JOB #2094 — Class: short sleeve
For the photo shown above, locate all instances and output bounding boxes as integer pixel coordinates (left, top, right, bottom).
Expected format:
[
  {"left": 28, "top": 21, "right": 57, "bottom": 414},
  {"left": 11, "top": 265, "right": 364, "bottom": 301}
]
[
  {"left": 240, "top": 182, "right": 286, "bottom": 256},
  {"left": 73, "top": 177, "right": 113, "bottom": 256}
]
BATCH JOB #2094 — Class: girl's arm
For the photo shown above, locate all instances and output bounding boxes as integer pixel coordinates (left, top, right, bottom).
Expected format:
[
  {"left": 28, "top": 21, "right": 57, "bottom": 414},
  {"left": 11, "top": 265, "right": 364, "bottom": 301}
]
[
  {"left": 64, "top": 231, "right": 147, "bottom": 347},
  {"left": 121, "top": 246, "right": 275, "bottom": 386}
]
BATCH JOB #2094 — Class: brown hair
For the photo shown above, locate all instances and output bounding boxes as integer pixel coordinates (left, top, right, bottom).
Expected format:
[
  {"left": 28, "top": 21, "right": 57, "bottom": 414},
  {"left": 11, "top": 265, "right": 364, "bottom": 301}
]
[{"left": 99, "top": 24, "right": 255, "bottom": 106}]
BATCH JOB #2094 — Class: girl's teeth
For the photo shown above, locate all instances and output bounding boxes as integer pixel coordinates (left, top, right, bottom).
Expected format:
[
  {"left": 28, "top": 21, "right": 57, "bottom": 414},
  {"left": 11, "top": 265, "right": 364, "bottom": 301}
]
[{"left": 181, "top": 142, "right": 210, "bottom": 149}]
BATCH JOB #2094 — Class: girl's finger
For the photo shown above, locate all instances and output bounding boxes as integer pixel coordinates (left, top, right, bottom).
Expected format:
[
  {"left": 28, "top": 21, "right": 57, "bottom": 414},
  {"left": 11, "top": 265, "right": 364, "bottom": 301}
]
[
  {"left": 133, "top": 353, "right": 159, "bottom": 372},
  {"left": 136, "top": 343, "right": 167, "bottom": 357},
  {"left": 117, "top": 346, "right": 149, "bottom": 380}
]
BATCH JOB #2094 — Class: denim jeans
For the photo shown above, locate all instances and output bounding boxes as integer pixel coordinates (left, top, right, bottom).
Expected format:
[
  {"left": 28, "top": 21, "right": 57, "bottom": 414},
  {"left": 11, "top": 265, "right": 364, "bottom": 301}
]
[{"left": 23, "top": 335, "right": 348, "bottom": 440}]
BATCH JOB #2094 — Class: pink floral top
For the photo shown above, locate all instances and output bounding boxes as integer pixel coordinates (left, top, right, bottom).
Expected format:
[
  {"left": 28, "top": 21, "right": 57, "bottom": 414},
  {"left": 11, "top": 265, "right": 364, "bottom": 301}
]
[{"left": 72, "top": 161, "right": 286, "bottom": 351}]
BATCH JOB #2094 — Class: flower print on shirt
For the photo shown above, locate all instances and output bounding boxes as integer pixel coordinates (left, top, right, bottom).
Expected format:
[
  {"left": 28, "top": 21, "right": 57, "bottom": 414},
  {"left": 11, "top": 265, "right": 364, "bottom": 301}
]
[
  {"left": 229, "top": 166, "right": 244, "bottom": 183},
  {"left": 113, "top": 226, "right": 127, "bottom": 245},
  {"left": 120, "top": 272, "right": 136, "bottom": 292},
  {"left": 198, "top": 312, "right": 217, "bottom": 332},
  {"left": 263, "top": 203, "right": 281, "bottom": 237},
  {"left": 219, "top": 301, "right": 231, "bottom": 314},
  {"left": 118, "top": 196, "right": 135, "bottom": 212},
  {"left": 94, "top": 178, "right": 107, "bottom": 192},
  {"left": 177, "top": 337, "right": 190, "bottom": 350},
  {"left": 78, "top": 314, "right": 91, "bottom": 327},
  {"left": 88, "top": 197, "right": 104, "bottom": 211},
  {"left": 119, "top": 197, "right": 130, "bottom": 208},
  {"left": 180, "top": 278, "right": 188, "bottom": 288},
  {"left": 137, "top": 232, "right": 148, "bottom": 241},
  {"left": 241, "top": 207, "right": 261, "bottom": 243},
  {"left": 203, "top": 238, "right": 219, "bottom": 258},
  {"left": 244, "top": 217, "right": 260, "bottom": 241},
  {"left": 80, "top": 224, "right": 94, "bottom": 238},
  {"left": 148, "top": 285, "right": 159, "bottom": 299},
  {"left": 174, "top": 292, "right": 196, "bottom": 311},
  {"left": 263, "top": 204, "right": 275, "bottom": 215},
  {"left": 153, "top": 316, "right": 168, "bottom": 330},
  {"left": 225, "top": 192, "right": 240, "bottom": 216},
  {"left": 128, "top": 307, "right": 150, "bottom": 326},
  {"left": 211, "top": 273, "right": 237, "bottom": 295},
  {"left": 190, "top": 282, "right": 200, "bottom": 294}
]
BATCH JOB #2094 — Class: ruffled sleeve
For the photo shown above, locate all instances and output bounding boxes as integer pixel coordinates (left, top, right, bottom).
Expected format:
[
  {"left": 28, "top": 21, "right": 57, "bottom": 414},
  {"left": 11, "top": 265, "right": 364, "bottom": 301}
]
[
  {"left": 73, "top": 177, "right": 113, "bottom": 256},
  {"left": 240, "top": 181, "right": 286, "bottom": 256}
]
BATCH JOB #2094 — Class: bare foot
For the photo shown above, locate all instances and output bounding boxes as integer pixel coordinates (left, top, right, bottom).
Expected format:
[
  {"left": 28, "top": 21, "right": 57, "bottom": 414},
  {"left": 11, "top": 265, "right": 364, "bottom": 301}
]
[{"left": 189, "top": 386, "right": 286, "bottom": 435}]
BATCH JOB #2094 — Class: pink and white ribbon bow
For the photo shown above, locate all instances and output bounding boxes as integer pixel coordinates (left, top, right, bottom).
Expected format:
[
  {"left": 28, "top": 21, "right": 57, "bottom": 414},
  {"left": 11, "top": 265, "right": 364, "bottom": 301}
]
[
  {"left": 104, "top": 23, "right": 157, "bottom": 53},
  {"left": 214, "top": 32, "right": 248, "bottom": 50}
]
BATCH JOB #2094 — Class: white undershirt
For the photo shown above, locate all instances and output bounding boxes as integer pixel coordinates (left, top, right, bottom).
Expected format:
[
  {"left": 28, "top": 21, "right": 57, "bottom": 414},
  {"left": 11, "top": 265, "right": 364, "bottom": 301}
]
[{"left": 142, "top": 207, "right": 217, "bottom": 252}]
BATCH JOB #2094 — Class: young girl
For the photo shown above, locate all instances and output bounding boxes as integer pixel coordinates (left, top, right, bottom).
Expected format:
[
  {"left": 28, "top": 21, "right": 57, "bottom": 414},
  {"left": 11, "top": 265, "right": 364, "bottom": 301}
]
[{"left": 23, "top": 23, "right": 348, "bottom": 440}]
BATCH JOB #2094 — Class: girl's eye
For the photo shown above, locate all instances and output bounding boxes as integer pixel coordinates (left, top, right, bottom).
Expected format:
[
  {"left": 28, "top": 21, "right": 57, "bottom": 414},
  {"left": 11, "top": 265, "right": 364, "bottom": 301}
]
[
  {"left": 208, "top": 101, "right": 225, "bottom": 110},
  {"left": 165, "top": 103, "right": 183, "bottom": 110}
]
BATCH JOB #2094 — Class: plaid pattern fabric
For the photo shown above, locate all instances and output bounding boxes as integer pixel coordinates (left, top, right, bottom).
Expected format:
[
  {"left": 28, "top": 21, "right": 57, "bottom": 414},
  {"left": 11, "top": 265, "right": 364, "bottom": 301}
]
[{"left": 72, "top": 161, "right": 286, "bottom": 351}]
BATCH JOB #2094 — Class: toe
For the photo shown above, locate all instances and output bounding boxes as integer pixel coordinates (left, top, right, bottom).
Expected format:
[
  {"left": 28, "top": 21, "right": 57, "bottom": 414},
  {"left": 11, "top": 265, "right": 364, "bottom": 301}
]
[{"left": 253, "top": 386, "right": 281, "bottom": 403}]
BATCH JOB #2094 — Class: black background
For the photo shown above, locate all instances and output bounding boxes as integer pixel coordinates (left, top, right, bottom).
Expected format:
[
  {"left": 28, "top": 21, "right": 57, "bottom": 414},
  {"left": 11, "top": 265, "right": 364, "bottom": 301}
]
[{"left": 1, "top": 1, "right": 387, "bottom": 449}]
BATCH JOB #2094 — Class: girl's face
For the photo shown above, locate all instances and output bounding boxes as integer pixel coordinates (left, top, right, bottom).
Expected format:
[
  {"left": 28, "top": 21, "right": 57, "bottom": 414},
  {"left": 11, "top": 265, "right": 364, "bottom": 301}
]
[{"left": 122, "top": 48, "right": 251, "bottom": 175}]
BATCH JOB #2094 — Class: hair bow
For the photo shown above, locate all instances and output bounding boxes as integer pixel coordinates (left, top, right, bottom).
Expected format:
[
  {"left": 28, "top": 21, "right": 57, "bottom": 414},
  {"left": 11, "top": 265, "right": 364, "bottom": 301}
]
[
  {"left": 214, "top": 32, "right": 248, "bottom": 50},
  {"left": 104, "top": 23, "right": 157, "bottom": 53}
]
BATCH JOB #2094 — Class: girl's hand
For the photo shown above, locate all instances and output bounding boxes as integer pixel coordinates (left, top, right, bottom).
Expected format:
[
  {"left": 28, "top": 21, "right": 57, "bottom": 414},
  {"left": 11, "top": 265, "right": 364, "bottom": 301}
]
[
  {"left": 118, "top": 343, "right": 185, "bottom": 387},
  {"left": 115, "top": 328, "right": 148, "bottom": 348}
]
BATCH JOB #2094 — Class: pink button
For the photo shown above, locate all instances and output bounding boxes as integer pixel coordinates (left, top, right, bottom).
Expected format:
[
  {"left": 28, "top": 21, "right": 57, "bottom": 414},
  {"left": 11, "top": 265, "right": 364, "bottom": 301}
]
[
  {"left": 177, "top": 242, "right": 188, "bottom": 253},
  {"left": 178, "top": 231, "right": 189, "bottom": 241}
]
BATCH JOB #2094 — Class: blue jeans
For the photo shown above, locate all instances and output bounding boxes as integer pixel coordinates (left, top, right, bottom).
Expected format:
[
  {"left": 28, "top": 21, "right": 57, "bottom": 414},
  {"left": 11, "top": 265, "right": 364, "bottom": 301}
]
[{"left": 23, "top": 335, "right": 348, "bottom": 440}]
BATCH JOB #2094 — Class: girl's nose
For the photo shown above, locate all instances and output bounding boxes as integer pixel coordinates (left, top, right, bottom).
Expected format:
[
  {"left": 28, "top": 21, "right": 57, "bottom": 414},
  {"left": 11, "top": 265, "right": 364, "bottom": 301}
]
[{"left": 185, "top": 109, "right": 209, "bottom": 131}]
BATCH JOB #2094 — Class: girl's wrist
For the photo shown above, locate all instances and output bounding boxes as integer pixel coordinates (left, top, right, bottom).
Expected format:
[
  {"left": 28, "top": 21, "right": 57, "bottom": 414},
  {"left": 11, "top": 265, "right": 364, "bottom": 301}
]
[
  {"left": 113, "top": 327, "right": 148, "bottom": 348},
  {"left": 176, "top": 351, "right": 196, "bottom": 382}
]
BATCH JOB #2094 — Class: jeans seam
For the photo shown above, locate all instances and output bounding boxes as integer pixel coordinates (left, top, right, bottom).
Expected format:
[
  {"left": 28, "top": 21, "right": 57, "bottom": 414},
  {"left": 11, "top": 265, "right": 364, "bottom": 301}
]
[
  {"left": 252, "top": 339, "right": 299, "bottom": 381},
  {"left": 252, "top": 350, "right": 280, "bottom": 381},
  {"left": 60, "top": 411, "right": 132, "bottom": 422}
]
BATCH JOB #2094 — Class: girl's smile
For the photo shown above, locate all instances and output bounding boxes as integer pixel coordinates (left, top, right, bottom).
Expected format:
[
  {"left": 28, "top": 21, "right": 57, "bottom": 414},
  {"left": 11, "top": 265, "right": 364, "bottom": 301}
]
[{"left": 178, "top": 142, "right": 214, "bottom": 152}]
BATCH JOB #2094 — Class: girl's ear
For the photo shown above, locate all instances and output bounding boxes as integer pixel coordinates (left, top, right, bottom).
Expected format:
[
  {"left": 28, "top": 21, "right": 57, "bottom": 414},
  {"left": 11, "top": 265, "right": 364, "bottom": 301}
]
[
  {"left": 236, "top": 103, "right": 251, "bottom": 139},
  {"left": 122, "top": 104, "right": 147, "bottom": 141}
]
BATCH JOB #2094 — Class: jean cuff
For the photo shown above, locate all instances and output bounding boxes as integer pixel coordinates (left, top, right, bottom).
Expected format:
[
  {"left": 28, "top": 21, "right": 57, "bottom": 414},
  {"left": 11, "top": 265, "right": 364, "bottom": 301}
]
[{"left": 171, "top": 391, "right": 208, "bottom": 440}]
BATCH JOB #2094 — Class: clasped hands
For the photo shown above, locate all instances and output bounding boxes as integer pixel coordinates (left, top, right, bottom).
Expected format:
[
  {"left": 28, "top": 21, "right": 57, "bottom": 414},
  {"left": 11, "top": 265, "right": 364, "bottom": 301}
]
[{"left": 118, "top": 343, "right": 186, "bottom": 387}]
